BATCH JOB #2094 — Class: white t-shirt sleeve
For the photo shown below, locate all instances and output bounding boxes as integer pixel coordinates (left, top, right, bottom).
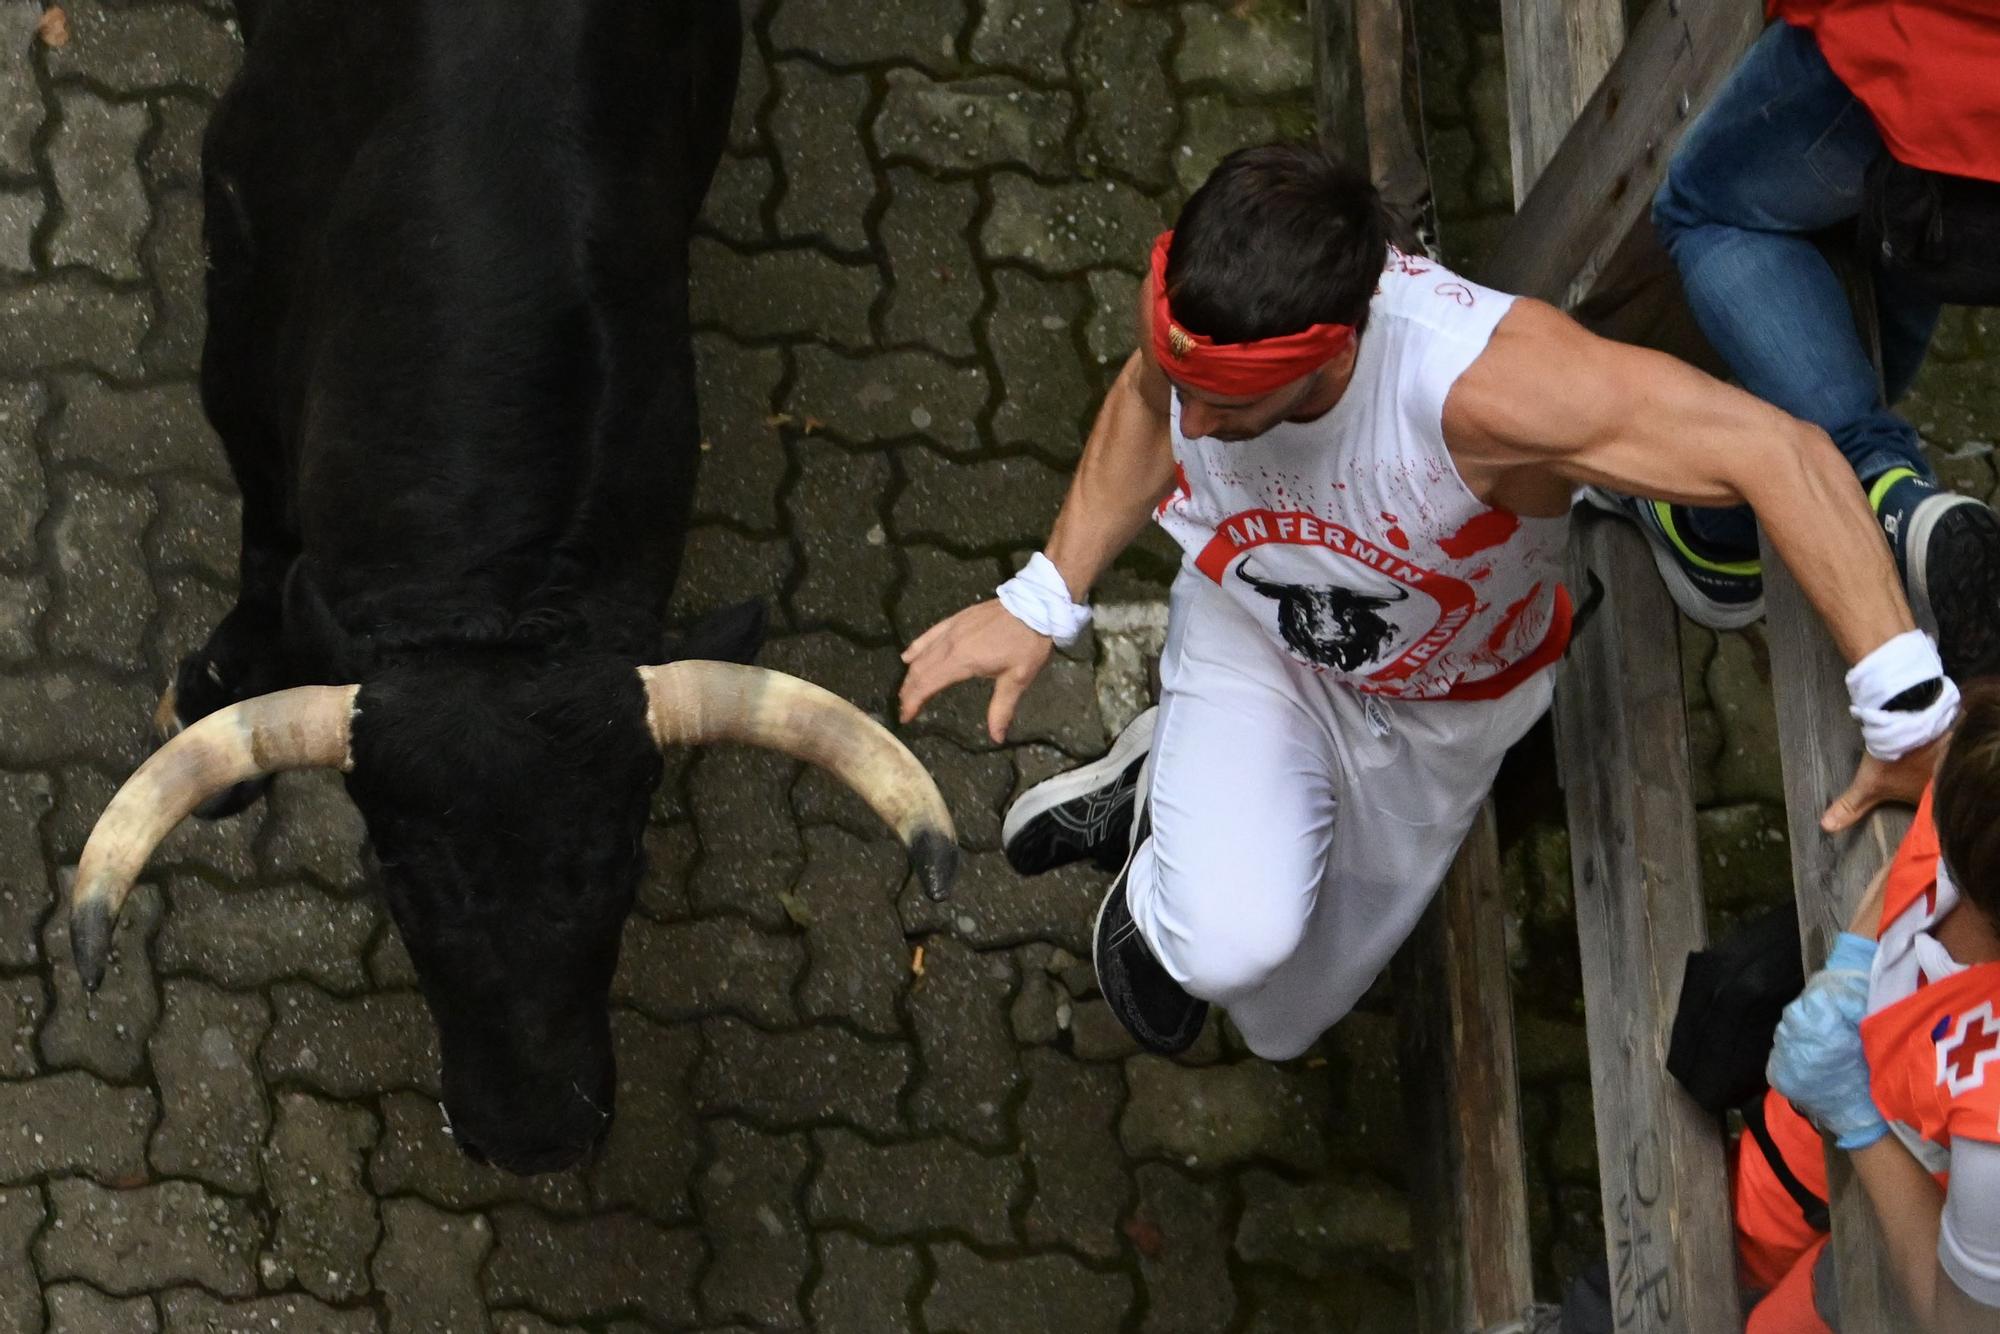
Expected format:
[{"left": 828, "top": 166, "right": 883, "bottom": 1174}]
[
  {"left": 1400, "top": 278, "right": 1518, "bottom": 449},
  {"left": 1941, "top": 1136, "right": 2000, "bottom": 1308}
]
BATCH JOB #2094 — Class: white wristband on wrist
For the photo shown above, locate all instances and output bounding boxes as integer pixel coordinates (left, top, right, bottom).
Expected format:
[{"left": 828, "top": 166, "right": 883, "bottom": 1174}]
[
  {"left": 996, "top": 552, "right": 1091, "bottom": 647},
  {"left": 1846, "top": 629, "right": 1959, "bottom": 761}
]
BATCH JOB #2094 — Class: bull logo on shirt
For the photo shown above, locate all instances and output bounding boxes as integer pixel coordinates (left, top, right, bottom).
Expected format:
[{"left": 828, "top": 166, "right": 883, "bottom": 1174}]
[{"left": 1237, "top": 561, "right": 1411, "bottom": 672}]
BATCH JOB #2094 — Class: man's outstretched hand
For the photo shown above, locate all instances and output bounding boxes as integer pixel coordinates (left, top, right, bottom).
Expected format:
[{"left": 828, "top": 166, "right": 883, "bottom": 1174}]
[
  {"left": 899, "top": 600, "right": 1055, "bottom": 743},
  {"left": 1821, "top": 735, "right": 1945, "bottom": 833}
]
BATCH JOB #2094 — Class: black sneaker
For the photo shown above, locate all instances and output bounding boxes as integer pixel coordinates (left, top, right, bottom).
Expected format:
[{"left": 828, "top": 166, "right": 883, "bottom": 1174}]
[
  {"left": 1892, "top": 488, "right": 2000, "bottom": 682},
  {"left": 1575, "top": 487, "right": 1764, "bottom": 630},
  {"left": 1002, "top": 707, "right": 1155, "bottom": 876},
  {"left": 1093, "top": 807, "right": 1208, "bottom": 1056}
]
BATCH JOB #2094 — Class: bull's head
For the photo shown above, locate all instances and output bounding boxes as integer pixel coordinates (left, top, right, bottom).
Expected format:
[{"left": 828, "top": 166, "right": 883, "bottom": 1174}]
[{"left": 67, "top": 657, "right": 955, "bottom": 1174}]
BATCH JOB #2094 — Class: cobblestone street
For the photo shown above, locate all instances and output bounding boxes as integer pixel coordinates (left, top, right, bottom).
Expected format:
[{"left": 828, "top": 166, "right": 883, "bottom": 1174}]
[{"left": 0, "top": 0, "right": 1428, "bottom": 1329}]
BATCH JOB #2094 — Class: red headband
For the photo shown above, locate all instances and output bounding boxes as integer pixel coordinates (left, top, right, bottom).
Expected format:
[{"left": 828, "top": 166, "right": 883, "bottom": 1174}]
[{"left": 1149, "top": 230, "right": 1355, "bottom": 397}]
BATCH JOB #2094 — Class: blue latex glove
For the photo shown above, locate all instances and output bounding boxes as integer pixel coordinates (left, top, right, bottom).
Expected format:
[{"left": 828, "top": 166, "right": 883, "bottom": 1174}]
[{"left": 1768, "top": 932, "right": 1888, "bottom": 1151}]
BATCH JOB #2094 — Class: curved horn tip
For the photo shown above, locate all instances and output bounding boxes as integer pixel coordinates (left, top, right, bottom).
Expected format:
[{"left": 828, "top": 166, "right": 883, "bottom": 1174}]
[
  {"left": 909, "top": 828, "right": 959, "bottom": 903},
  {"left": 70, "top": 898, "right": 113, "bottom": 993}
]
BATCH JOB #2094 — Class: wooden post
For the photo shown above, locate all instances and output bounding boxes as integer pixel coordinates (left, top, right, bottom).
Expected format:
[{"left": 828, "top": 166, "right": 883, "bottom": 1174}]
[
  {"left": 1310, "top": 0, "right": 1368, "bottom": 172},
  {"left": 1556, "top": 515, "right": 1740, "bottom": 1333},
  {"left": 1499, "top": 0, "right": 1625, "bottom": 207}
]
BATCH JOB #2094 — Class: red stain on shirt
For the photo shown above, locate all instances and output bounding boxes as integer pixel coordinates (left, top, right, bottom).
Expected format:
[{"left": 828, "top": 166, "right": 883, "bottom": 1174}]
[
  {"left": 1438, "top": 508, "right": 1521, "bottom": 560},
  {"left": 1385, "top": 526, "right": 1410, "bottom": 550},
  {"left": 1487, "top": 582, "right": 1543, "bottom": 653}
]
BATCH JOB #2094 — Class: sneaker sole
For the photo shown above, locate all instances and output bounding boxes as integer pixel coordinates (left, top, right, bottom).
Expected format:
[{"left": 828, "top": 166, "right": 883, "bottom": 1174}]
[
  {"left": 1575, "top": 487, "right": 1766, "bottom": 631},
  {"left": 1907, "top": 494, "right": 2000, "bottom": 680},
  {"left": 1000, "top": 707, "right": 1158, "bottom": 852}
]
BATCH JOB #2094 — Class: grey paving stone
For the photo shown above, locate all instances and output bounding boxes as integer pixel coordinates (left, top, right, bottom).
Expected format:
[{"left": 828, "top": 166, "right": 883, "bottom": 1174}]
[
  {"left": 690, "top": 238, "right": 876, "bottom": 349},
  {"left": 258, "top": 771, "right": 369, "bottom": 890},
  {"left": 0, "top": 1069, "right": 153, "bottom": 1184},
  {"left": 38, "top": 880, "right": 161, "bottom": 1082},
  {"left": 0, "top": 0, "right": 42, "bottom": 177},
  {"left": 0, "top": 569, "right": 49, "bottom": 660},
  {"left": 897, "top": 848, "right": 1099, "bottom": 958},
  {"left": 587, "top": 1010, "right": 700, "bottom": 1222},
  {"left": 157, "top": 876, "right": 376, "bottom": 993},
  {"left": 756, "top": 631, "right": 903, "bottom": 724},
  {"left": 144, "top": 96, "right": 210, "bottom": 193},
  {"left": 1239, "top": 1267, "right": 1417, "bottom": 1334},
  {"left": 614, "top": 912, "right": 801, "bottom": 1028},
  {"left": 45, "top": 1283, "right": 157, "bottom": 1333},
  {"left": 770, "top": 61, "right": 873, "bottom": 252},
  {"left": 141, "top": 189, "right": 206, "bottom": 377},
  {"left": 878, "top": 168, "right": 983, "bottom": 358},
  {"left": 924, "top": 1243, "right": 1132, "bottom": 1334},
  {"left": 1176, "top": 95, "right": 1282, "bottom": 194},
  {"left": 368, "top": 1090, "right": 587, "bottom": 1217},
  {"left": 1235, "top": 1167, "right": 1410, "bottom": 1275},
  {"left": 149, "top": 476, "right": 238, "bottom": 583},
  {"left": 149, "top": 573, "right": 236, "bottom": 703},
  {"left": 687, "top": 744, "right": 803, "bottom": 929},
  {"left": 1085, "top": 267, "right": 1139, "bottom": 367},
  {"left": 672, "top": 526, "right": 791, "bottom": 624},
  {"left": 987, "top": 268, "right": 1093, "bottom": 456},
  {"left": 0, "top": 672, "right": 146, "bottom": 774},
  {"left": 490, "top": 1316, "right": 586, "bottom": 1334},
  {"left": 810, "top": 1232, "right": 920, "bottom": 1334},
  {"left": 1, "top": 380, "right": 50, "bottom": 566},
  {"left": 0, "top": 1185, "right": 39, "bottom": 1334},
  {"left": 788, "top": 438, "right": 895, "bottom": 636},
  {"left": 1130, "top": 1164, "right": 1237, "bottom": 1334},
  {"left": 147, "top": 979, "right": 269, "bottom": 1194},
  {"left": 1010, "top": 964, "right": 1064, "bottom": 1045},
  {"left": 0, "top": 770, "right": 55, "bottom": 968},
  {"left": 696, "top": 1120, "right": 811, "bottom": 1327},
  {"left": 982, "top": 174, "right": 1164, "bottom": 276},
  {"left": 726, "top": 25, "right": 766, "bottom": 154},
  {"left": 875, "top": 72, "right": 1073, "bottom": 177},
  {"left": 365, "top": 926, "right": 417, "bottom": 989},
  {"left": 969, "top": 0, "right": 1073, "bottom": 81},
  {"left": 1020, "top": 1047, "right": 1127, "bottom": 1258},
  {"left": 1324, "top": 1011, "right": 1406, "bottom": 1170},
  {"left": 895, "top": 446, "right": 1071, "bottom": 552},
  {"left": 692, "top": 333, "right": 787, "bottom": 532},
  {"left": 787, "top": 826, "right": 908, "bottom": 1036},
  {"left": 636, "top": 822, "right": 697, "bottom": 923},
  {"left": 809, "top": 1127, "right": 1021, "bottom": 1244},
  {"left": 46, "top": 376, "right": 225, "bottom": 482},
  {"left": 484, "top": 1206, "right": 701, "bottom": 1328},
  {"left": 1177, "top": 2, "right": 1314, "bottom": 94},
  {"left": 44, "top": 0, "right": 241, "bottom": 95},
  {"left": 767, "top": 0, "right": 966, "bottom": 74},
  {"left": 788, "top": 344, "right": 988, "bottom": 455},
  {"left": 0, "top": 977, "right": 42, "bottom": 1078},
  {"left": 0, "top": 276, "right": 150, "bottom": 378},
  {"left": 701, "top": 151, "right": 775, "bottom": 247},
  {"left": 0, "top": 188, "right": 36, "bottom": 273},
  {"left": 38, "top": 1178, "right": 260, "bottom": 1297},
  {"left": 45, "top": 471, "right": 156, "bottom": 671},
  {"left": 892, "top": 542, "right": 1005, "bottom": 644},
  {"left": 159, "top": 1290, "right": 379, "bottom": 1334},
  {"left": 47, "top": 91, "right": 151, "bottom": 280},
  {"left": 260, "top": 1093, "right": 379, "bottom": 1301},
  {"left": 696, "top": 1016, "right": 909, "bottom": 1136},
  {"left": 260, "top": 984, "right": 440, "bottom": 1099},
  {"left": 371, "top": 1198, "right": 491, "bottom": 1334},
  {"left": 907, "top": 935, "right": 1019, "bottom": 1148},
  {"left": 1120, "top": 1056, "right": 1330, "bottom": 1171},
  {"left": 1074, "top": 3, "right": 1174, "bottom": 189}
]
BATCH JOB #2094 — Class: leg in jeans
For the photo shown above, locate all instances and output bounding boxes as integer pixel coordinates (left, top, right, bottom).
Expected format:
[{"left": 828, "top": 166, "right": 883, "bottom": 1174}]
[{"left": 1652, "top": 21, "right": 1939, "bottom": 555}]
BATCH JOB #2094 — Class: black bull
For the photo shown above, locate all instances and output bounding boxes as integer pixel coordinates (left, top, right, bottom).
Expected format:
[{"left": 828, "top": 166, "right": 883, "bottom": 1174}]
[{"left": 63, "top": 0, "right": 955, "bottom": 1176}]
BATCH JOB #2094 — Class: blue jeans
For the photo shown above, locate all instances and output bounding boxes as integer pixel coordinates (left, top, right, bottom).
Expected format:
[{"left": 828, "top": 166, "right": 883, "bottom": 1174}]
[{"left": 1652, "top": 21, "right": 1942, "bottom": 555}]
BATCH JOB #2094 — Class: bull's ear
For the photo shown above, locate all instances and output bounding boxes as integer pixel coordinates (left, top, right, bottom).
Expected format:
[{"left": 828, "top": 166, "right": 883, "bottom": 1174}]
[{"left": 663, "top": 600, "right": 766, "bottom": 666}]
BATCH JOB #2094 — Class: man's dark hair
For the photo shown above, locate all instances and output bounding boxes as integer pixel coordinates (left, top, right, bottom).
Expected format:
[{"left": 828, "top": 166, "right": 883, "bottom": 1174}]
[
  {"left": 1936, "top": 678, "right": 2000, "bottom": 923},
  {"left": 1165, "top": 141, "right": 1390, "bottom": 346}
]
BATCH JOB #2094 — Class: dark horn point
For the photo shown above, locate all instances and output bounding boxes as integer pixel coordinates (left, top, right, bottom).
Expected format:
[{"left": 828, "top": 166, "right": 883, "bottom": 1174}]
[
  {"left": 909, "top": 827, "right": 959, "bottom": 902},
  {"left": 71, "top": 897, "right": 112, "bottom": 993}
]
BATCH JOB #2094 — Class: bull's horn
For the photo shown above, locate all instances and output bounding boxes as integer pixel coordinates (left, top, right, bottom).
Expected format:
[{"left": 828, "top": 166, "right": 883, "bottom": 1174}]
[
  {"left": 71, "top": 684, "right": 359, "bottom": 990},
  {"left": 638, "top": 661, "right": 958, "bottom": 901}
]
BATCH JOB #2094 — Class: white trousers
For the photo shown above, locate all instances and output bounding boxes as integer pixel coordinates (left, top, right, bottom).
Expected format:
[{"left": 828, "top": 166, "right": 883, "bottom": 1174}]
[{"left": 1126, "top": 569, "right": 1556, "bottom": 1059}]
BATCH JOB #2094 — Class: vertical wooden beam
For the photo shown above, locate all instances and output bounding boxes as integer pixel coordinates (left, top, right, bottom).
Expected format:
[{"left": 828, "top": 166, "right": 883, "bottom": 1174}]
[
  {"left": 1311, "top": 0, "right": 1368, "bottom": 171},
  {"left": 1556, "top": 515, "right": 1740, "bottom": 1333},
  {"left": 1760, "top": 526, "right": 1916, "bottom": 1334},
  {"left": 1393, "top": 804, "right": 1534, "bottom": 1332},
  {"left": 1499, "top": 0, "right": 1626, "bottom": 207}
]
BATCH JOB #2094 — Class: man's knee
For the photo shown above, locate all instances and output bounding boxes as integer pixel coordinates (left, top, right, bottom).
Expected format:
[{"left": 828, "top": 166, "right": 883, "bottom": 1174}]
[{"left": 1160, "top": 890, "right": 1309, "bottom": 1003}]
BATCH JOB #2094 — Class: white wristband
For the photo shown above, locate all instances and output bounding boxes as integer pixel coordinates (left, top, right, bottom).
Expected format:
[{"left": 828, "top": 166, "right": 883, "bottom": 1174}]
[
  {"left": 996, "top": 552, "right": 1092, "bottom": 647},
  {"left": 1846, "top": 629, "right": 1960, "bottom": 761}
]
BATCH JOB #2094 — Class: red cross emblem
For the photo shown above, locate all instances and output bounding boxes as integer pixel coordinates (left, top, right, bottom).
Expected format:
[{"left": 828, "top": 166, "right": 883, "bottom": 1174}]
[{"left": 1937, "top": 1002, "right": 2000, "bottom": 1097}]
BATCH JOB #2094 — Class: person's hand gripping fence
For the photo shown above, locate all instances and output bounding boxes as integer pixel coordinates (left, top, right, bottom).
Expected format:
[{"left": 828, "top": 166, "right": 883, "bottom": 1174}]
[{"left": 1768, "top": 933, "right": 1890, "bottom": 1150}]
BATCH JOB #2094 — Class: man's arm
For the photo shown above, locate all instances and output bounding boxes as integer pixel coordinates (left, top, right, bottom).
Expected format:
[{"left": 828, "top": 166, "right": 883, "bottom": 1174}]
[
  {"left": 1443, "top": 298, "right": 1913, "bottom": 664},
  {"left": 1849, "top": 1137, "right": 2000, "bottom": 1333}
]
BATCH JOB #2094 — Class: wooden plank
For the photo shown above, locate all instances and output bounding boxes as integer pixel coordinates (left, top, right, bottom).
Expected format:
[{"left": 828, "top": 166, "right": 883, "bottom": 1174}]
[
  {"left": 1555, "top": 512, "right": 1738, "bottom": 1334},
  {"left": 1310, "top": 0, "right": 1368, "bottom": 173},
  {"left": 1484, "top": 0, "right": 1762, "bottom": 309},
  {"left": 1356, "top": 0, "right": 1436, "bottom": 249},
  {"left": 1759, "top": 417, "right": 1913, "bottom": 1332},
  {"left": 1499, "top": 0, "right": 1625, "bottom": 206},
  {"left": 1393, "top": 803, "right": 1534, "bottom": 1333}
]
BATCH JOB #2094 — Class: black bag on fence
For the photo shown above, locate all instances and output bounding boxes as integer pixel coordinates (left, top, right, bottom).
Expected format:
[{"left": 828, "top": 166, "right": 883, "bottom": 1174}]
[
  {"left": 1667, "top": 902, "right": 1830, "bottom": 1232},
  {"left": 1860, "top": 156, "right": 2000, "bottom": 307}
]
